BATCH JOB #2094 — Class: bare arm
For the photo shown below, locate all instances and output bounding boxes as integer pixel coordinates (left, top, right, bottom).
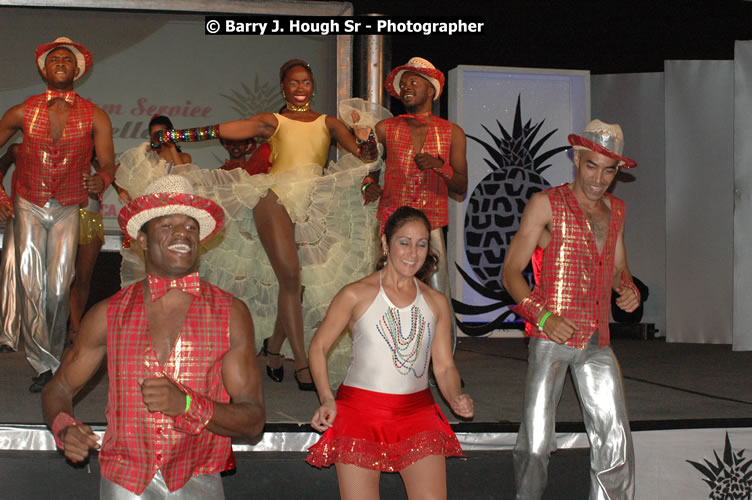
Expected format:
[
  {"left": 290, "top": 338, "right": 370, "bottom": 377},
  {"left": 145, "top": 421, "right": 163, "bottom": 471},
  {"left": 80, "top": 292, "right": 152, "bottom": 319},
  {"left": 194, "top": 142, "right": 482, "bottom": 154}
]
[
  {"left": 309, "top": 284, "right": 359, "bottom": 431},
  {"left": 612, "top": 223, "right": 640, "bottom": 312},
  {"left": 42, "top": 299, "right": 109, "bottom": 461},
  {"left": 502, "top": 192, "right": 576, "bottom": 343},
  {"left": 0, "top": 144, "right": 18, "bottom": 220},
  {"left": 86, "top": 108, "right": 116, "bottom": 194},
  {"left": 446, "top": 123, "right": 468, "bottom": 195},
  {"left": 160, "top": 144, "right": 191, "bottom": 167},
  {"left": 206, "top": 298, "right": 265, "bottom": 439},
  {"left": 0, "top": 143, "right": 17, "bottom": 177},
  {"left": 327, "top": 115, "right": 360, "bottom": 155},
  {"left": 0, "top": 104, "right": 24, "bottom": 150},
  {"left": 361, "top": 120, "right": 386, "bottom": 204},
  {"left": 219, "top": 113, "right": 278, "bottom": 141},
  {"left": 502, "top": 192, "right": 550, "bottom": 304},
  {"left": 428, "top": 287, "right": 473, "bottom": 418}
]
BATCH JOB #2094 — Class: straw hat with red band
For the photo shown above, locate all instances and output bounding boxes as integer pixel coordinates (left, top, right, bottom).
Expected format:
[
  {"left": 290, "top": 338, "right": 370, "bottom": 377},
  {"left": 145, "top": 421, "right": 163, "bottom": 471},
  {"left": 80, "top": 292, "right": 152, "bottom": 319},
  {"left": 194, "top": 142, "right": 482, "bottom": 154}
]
[
  {"left": 35, "top": 37, "right": 93, "bottom": 81},
  {"left": 385, "top": 57, "right": 445, "bottom": 102},
  {"left": 118, "top": 175, "right": 225, "bottom": 242},
  {"left": 568, "top": 119, "right": 636, "bottom": 169}
]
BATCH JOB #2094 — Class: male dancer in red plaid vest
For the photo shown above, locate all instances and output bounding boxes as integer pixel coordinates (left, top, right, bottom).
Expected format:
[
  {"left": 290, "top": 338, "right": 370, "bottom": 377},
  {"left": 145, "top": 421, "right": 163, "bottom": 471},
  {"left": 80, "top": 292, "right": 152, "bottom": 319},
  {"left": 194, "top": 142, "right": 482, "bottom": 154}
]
[
  {"left": 362, "top": 57, "right": 468, "bottom": 350},
  {"left": 0, "top": 36, "right": 116, "bottom": 391},
  {"left": 503, "top": 120, "right": 641, "bottom": 499},
  {"left": 43, "top": 175, "right": 265, "bottom": 498}
]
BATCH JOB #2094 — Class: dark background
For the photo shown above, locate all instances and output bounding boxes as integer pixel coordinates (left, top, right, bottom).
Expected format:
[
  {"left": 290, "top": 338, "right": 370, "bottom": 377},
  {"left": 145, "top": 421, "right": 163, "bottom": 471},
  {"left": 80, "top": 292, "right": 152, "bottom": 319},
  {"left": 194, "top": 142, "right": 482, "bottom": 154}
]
[{"left": 347, "top": 0, "right": 752, "bottom": 113}]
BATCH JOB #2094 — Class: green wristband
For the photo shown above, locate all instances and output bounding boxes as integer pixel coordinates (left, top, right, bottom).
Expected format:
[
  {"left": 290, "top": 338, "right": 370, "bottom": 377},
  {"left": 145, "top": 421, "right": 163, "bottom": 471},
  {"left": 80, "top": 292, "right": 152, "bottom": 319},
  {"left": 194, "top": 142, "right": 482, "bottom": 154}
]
[
  {"left": 361, "top": 182, "right": 372, "bottom": 194},
  {"left": 538, "top": 311, "right": 553, "bottom": 331},
  {"left": 185, "top": 394, "right": 192, "bottom": 414}
]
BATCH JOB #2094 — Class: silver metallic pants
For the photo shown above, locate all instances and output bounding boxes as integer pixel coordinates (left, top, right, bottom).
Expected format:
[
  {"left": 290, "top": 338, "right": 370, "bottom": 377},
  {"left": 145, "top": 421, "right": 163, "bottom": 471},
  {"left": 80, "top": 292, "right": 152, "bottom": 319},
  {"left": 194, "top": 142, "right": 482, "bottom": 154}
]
[
  {"left": 514, "top": 333, "right": 634, "bottom": 500},
  {"left": 14, "top": 196, "right": 79, "bottom": 374},
  {"left": 0, "top": 220, "right": 20, "bottom": 349},
  {"left": 428, "top": 227, "right": 457, "bottom": 351},
  {"left": 100, "top": 471, "right": 224, "bottom": 499}
]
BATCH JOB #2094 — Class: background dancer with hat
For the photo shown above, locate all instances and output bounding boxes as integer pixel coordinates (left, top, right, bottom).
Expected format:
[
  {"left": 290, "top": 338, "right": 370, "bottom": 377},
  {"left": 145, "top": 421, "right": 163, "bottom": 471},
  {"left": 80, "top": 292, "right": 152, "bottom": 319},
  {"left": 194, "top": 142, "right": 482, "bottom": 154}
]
[
  {"left": 502, "top": 120, "right": 640, "bottom": 499},
  {"left": 307, "top": 206, "right": 473, "bottom": 499},
  {"left": 152, "top": 59, "right": 389, "bottom": 390},
  {"left": 42, "top": 175, "right": 265, "bottom": 498},
  {"left": 362, "top": 56, "right": 468, "bottom": 353},
  {"left": 0, "top": 36, "right": 115, "bottom": 392}
]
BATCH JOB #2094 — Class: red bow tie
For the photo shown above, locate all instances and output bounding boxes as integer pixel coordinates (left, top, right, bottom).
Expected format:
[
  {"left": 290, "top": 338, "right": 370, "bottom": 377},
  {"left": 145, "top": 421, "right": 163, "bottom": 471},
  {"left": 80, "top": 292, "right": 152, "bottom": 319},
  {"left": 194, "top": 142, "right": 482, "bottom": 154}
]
[
  {"left": 45, "top": 89, "right": 77, "bottom": 106},
  {"left": 398, "top": 113, "right": 432, "bottom": 125},
  {"left": 147, "top": 272, "right": 201, "bottom": 301}
]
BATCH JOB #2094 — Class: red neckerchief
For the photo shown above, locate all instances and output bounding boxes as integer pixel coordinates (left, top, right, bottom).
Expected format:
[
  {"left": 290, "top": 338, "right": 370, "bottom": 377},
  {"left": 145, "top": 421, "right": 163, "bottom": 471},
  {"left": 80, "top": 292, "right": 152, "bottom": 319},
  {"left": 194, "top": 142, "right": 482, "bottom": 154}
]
[
  {"left": 147, "top": 272, "right": 201, "bottom": 301},
  {"left": 45, "top": 88, "right": 77, "bottom": 106}
]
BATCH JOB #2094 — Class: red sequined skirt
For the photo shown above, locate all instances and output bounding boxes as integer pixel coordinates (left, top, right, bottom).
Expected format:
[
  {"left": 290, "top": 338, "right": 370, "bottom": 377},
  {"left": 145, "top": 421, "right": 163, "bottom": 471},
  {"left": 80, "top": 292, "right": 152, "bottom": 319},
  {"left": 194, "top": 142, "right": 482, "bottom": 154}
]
[{"left": 305, "top": 385, "right": 464, "bottom": 472}]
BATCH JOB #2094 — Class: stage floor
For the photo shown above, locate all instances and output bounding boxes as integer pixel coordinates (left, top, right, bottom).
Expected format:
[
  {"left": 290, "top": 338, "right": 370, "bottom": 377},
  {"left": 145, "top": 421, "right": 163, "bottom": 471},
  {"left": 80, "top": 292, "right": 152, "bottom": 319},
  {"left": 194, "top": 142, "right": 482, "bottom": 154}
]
[{"left": 1, "top": 336, "right": 751, "bottom": 428}]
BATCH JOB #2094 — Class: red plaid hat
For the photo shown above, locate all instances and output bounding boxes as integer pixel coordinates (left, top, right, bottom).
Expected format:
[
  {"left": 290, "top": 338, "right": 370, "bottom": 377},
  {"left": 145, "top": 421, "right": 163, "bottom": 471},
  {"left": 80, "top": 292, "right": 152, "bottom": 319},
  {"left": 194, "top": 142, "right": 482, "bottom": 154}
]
[
  {"left": 385, "top": 57, "right": 445, "bottom": 101},
  {"left": 36, "top": 37, "right": 92, "bottom": 81},
  {"left": 118, "top": 175, "right": 224, "bottom": 241},
  {"left": 568, "top": 120, "right": 636, "bottom": 169}
]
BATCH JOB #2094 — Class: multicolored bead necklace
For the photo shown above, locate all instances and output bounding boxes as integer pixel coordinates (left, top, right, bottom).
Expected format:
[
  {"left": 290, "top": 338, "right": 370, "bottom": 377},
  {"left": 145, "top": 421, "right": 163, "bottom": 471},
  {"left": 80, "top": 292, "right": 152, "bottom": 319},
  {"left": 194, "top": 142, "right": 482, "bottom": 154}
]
[{"left": 376, "top": 304, "right": 431, "bottom": 377}]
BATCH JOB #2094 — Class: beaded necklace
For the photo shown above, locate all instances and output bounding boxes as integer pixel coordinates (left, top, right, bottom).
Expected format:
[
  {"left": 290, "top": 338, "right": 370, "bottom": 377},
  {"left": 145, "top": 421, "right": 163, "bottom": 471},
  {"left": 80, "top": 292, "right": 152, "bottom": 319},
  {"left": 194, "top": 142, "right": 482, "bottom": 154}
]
[{"left": 376, "top": 302, "right": 431, "bottom": 378}]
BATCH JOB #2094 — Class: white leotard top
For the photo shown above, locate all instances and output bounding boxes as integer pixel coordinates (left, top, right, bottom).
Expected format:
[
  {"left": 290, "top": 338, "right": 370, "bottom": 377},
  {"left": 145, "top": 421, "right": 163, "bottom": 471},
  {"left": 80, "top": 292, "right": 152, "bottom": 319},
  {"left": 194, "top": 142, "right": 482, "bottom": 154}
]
[{"left": 343, "top": 272, "right": 435, "bottom": 394}]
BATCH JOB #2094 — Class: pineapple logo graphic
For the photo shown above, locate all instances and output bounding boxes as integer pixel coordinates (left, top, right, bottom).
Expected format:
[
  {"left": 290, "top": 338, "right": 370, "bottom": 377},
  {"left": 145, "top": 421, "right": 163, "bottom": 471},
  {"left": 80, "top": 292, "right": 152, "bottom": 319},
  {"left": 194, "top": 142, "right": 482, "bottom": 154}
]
[
  {"left": 687, "top": 432, "right": 752, "bottom": 499},
  {"left": 454, "top": 95, "right": 569, "bottom": 336},
  {"left": 216, "top": 76, "right": 282, "bottom": 163},
  {"left": 221, "top": 75, "right": 283, "bottom": 118}
]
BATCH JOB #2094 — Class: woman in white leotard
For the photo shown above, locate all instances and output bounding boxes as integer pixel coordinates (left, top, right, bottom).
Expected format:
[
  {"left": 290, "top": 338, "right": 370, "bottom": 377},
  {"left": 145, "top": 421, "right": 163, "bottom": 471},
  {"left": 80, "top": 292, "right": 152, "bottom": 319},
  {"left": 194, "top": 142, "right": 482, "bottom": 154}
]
[{"left": 306, "top": 206, "right": 474, "bottom": 500}]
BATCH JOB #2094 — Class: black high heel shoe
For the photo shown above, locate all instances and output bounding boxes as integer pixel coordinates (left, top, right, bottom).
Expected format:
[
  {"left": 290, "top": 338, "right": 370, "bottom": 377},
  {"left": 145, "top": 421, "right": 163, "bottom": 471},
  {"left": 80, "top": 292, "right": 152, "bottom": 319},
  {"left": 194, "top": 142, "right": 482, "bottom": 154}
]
[
  {"left": 259, "top": 338, "right": 284, "bottom": 382},
  {"left": 294, "top": 366, "right": 316, "bottom": 391}
]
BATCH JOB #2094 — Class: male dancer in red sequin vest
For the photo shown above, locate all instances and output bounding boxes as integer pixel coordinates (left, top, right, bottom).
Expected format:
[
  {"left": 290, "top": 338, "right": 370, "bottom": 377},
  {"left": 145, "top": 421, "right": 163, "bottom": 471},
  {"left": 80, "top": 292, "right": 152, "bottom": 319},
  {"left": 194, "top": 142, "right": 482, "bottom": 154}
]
[
  {"left": 362, "top": 57, "right": 468, "bottom": 350},
  {"left": 0, "top": 37, "right": 115, "bottom": 392},
  {"left": 503, "top": 120, "right": 641, "bottom": 499},
  {"left": 43, "top": 175, "right": 265, "bottom": 497}
]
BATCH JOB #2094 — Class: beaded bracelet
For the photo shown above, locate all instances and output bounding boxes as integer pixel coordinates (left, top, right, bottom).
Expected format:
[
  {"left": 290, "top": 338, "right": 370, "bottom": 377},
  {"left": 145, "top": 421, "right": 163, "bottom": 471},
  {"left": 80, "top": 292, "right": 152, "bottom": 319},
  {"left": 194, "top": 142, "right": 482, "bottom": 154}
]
[
  {"left": 356, "top": 130, "right": 378, "bottom": 162},
  {"left": 152, "top": 124, "right": 221, "bottom": 149}
]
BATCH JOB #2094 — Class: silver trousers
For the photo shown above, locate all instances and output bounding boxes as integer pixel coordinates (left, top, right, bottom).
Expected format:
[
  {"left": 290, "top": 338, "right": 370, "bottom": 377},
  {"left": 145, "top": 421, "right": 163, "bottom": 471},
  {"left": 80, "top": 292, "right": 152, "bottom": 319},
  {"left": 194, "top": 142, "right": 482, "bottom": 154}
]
[
  {"left": 14, "top": 196, "right": 79, "bottom": 374},
  {"left": 0, "top": 220, "right": 20, "bottom": 349},
  {"left": 514, "top": 333, "right": 634, "bottom": 500},
  {"left": 428, "top": 227, "right": 457, "bottom": 351},
  {"left": 101, "top": 471, "right": 224, "bottom": 499}
]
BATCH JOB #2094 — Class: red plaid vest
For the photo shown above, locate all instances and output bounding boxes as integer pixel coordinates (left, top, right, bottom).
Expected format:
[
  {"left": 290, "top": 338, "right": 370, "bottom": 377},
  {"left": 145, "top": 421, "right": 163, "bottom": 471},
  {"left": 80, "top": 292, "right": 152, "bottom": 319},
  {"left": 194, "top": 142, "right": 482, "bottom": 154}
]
[
  {"left": 378, "top": 115, "right": 452, "bottom": 229},
  {"left": 522, "top": 184, "right": 625, "bottom": 349},
  {"left": 101, "top": 280, "right": 234, "bottom": 494},
  {"left": 17, "top": 92, "right": 94, "bottom": 207}
]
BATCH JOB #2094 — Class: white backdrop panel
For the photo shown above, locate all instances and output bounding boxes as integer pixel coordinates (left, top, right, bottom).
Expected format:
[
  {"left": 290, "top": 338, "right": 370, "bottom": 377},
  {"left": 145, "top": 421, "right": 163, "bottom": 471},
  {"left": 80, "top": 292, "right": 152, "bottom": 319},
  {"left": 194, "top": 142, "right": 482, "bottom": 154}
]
[
  {"left": 665, "top": 60, "right": 734, "bottom": 344},
  {"left": 734, "top": 41, "right": 752, "bottom": 351},
  {"left": 447, "top": 66, "right": 587, "bottom": 335},
  {"left": 591, "top": 73, "right": 666, "bottom": 336},
  {"left": 634, "top": 428, "right": 752, "bottom": 499}
]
